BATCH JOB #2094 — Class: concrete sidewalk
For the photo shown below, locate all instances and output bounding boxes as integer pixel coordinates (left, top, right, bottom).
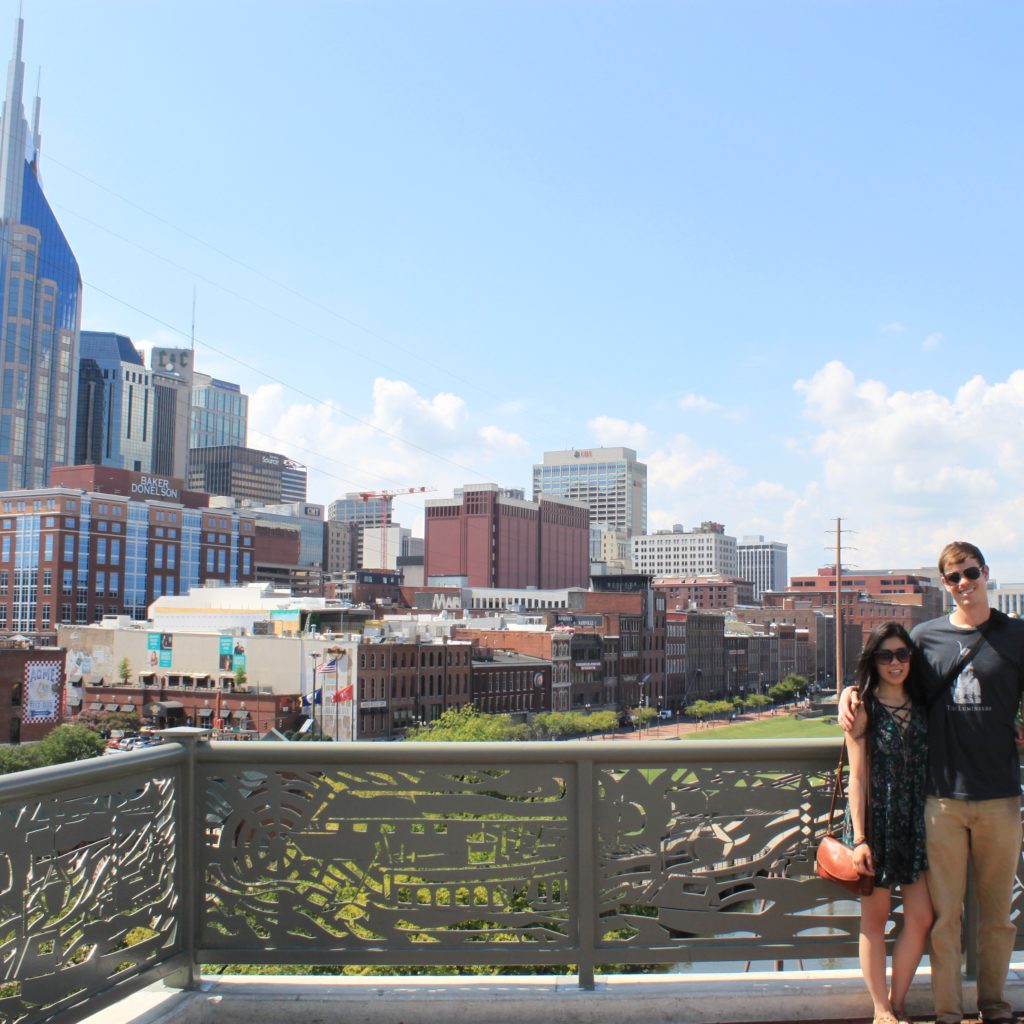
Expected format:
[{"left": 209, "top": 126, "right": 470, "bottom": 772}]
[{"left": 89, "top": 963, "right": 1024, "bottom": 1024}]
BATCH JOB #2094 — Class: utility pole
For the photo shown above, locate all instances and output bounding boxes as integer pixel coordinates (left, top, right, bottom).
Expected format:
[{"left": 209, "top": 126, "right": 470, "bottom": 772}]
[{"left": 830, "top": 518, "right": 855, "bottom": 696}]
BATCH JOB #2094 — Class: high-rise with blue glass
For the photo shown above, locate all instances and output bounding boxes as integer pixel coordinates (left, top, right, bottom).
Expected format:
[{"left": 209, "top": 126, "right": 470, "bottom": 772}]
[{"left": 0, "top": 16, "right": 82, "bottom": 490}]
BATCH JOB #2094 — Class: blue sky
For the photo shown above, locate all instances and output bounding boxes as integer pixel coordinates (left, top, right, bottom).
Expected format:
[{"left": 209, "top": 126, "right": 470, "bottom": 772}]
[{"left": 17, "top": 0, "right": 1024, "bottom": 580}]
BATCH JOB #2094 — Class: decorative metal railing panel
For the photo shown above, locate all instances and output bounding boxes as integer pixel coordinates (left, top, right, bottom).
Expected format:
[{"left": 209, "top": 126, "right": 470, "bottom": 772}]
[
  {"left": 197, "top": 741, "right": 858, "bottom": 969},
  {"left": 201, "top": 760, "right": 577, "bottom": 958},
  {"left": 0, "top": 749, "right": 184, "bottom": 1024},
  {"left": 595, "top": 759, "right": 855, "bottom": 965}
]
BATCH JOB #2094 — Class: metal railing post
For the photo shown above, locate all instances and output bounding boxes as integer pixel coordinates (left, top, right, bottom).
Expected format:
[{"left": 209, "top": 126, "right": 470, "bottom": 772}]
[
  {"left": 575, "top": 756, "right": 596, "bottom": 990},
  {"left": 160, "top": 727, "right": 209, "bottom": 990}
]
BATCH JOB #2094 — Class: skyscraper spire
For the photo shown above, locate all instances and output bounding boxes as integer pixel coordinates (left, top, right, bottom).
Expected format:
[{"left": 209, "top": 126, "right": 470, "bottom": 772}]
[
  {"left": 0, "top": 13, "right": 83, "bottom": 491},
  {"left": 31, "top": 66, "right": 41, "bottom": 178},
  {"left": 0, "top": 14, "right": 29, "bottom": 223}
]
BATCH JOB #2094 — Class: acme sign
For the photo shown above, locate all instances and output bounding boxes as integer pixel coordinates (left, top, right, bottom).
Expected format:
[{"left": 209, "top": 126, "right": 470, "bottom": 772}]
[{"left": 131, "top": 475, "right": 179, "bottom": 500}]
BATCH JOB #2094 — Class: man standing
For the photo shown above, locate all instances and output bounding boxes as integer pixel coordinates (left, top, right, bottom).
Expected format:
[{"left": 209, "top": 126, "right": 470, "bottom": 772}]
[{"left": 841, "top": 541, "right": 1024, "bottom": 1024}]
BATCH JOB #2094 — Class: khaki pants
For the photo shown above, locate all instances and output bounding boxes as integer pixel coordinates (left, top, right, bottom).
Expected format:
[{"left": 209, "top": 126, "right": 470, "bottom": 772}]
[{"left": 925, "top": 795, "right": 1022, "bottom": 1024}]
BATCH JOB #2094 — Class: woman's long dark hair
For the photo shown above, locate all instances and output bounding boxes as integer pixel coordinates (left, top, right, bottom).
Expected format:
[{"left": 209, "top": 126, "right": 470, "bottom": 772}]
[{"left": 854, "top": 621, "right": 926, "bottom": 709}]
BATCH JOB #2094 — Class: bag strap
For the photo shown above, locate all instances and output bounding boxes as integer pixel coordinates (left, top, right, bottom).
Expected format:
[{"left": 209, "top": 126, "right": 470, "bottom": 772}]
[
  {"left": 942, "top": 618, "right": 996, "bottom": 689},
  {"left": 825, "top": 739, "right": 848, "bottom": 836},
  {"left": 826, "top": 732, "right": 871, "bottom": 843}
]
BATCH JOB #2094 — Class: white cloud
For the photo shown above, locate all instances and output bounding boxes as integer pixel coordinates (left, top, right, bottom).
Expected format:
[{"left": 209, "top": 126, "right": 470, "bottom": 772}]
[
  {"left": 922, "top": 332, "right": 943, "bottom": 351},
  {"left": 678, "top": 392, "right": 719, "bottom": 412},
  {"left": 881, "top": 321, "right": 906, "bottom": 333},
  {"left": 478, "top": 425, "right": 529, "bottom": 454},
  {"left": 588, "top": 415, "right": 652, "bottom": 449},
  {"left": 783, "top": 363, "right": 1024, "bottom": 580},
  {"left": 247, "top": 379, "right": 496, "bottom": 530}
]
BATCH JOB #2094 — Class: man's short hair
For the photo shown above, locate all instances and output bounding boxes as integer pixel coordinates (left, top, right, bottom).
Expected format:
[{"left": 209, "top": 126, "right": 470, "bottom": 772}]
[{"left": 938, "top": 541, "right": 986, "bottom": 576}]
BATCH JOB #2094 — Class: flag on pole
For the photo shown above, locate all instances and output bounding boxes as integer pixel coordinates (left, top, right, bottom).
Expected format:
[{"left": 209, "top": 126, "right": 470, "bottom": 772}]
[
  {"left": 331, "top": 685, "right": 354, "bottom": 703},
  {"left": 316, "top": 658, "right": 338, "bottom": 675},
  {"left": 302, "top": 688, "right": 323, "bottom": 706}
]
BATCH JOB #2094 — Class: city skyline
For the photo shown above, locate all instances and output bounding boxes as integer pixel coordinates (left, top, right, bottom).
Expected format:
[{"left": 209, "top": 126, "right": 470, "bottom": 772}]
[{"left": 11, "top": 2, "right": 1024, "bottom": 581}]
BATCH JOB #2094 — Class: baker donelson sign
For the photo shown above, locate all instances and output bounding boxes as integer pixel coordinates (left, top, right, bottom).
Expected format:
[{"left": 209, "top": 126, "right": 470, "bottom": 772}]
[{"left": 131, "top": 475, "right": 180, "bottom": 500}]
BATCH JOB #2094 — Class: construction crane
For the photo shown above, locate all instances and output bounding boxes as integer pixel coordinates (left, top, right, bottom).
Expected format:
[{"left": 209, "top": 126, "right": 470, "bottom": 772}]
[{"left": 358, "top": 486, "right": 436, "bottom": 572}]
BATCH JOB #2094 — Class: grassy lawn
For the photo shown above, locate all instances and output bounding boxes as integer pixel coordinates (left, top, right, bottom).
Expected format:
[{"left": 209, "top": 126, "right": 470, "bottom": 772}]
[{"left": 682, "top": 714, "right": 842, "bottom": 740}]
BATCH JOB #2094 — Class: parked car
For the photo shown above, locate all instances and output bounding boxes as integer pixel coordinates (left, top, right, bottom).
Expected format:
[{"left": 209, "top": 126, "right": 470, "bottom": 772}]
[{"left": 657, "top": 709, "right": 673, "bottom": 720}]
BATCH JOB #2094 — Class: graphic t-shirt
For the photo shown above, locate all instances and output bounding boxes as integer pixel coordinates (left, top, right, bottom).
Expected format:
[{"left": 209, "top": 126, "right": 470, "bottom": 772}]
[{"left": 912, "top": 610, "right": 1024, "bottom": 800}]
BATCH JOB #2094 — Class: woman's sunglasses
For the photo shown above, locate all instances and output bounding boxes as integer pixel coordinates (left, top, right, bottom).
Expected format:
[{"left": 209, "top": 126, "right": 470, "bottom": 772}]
[
  {"left": 874, "top": 647, "right": 912, "bottom": 665},
  {"left": 942, "top": 566, "right": 984, "bottom": 585}
]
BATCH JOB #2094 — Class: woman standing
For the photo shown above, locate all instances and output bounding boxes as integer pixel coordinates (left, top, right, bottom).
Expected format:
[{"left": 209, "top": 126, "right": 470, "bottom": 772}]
[{"left": 846, "top": 622, "right": 933, "bottom": 1024}]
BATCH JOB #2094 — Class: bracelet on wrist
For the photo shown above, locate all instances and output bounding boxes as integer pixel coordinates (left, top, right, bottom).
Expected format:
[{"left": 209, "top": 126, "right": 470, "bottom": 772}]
[{"left": 854, "top": 837, "right": 868, "bottom": 847}]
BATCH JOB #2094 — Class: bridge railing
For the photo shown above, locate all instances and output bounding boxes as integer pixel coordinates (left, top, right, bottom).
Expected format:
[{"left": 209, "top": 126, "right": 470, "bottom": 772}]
[{"left": 4, "top": 734, "right": 1017, "bottom": 1024}]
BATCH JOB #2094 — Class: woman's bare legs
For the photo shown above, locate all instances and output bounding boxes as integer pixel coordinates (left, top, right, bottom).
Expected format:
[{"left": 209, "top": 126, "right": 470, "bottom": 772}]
[
  {"left": 860, "top": 886, "right": 895, "bottom": 1018},
  {"left": 889, "top": 877, "right": 933, "bottom": 1017}
]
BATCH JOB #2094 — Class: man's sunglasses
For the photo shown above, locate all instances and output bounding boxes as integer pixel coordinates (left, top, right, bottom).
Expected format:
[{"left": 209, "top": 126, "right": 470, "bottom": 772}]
[
  {"left": 942, "top": 566, "right": 984, "bottom": 586},
  {"left": 874, "top": 647, "right": 912, "bottom": 664}
]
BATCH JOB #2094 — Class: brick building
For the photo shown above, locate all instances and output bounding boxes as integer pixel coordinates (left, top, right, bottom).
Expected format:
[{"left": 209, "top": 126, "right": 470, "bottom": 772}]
[
  {"left": 425, "top": 483, "right": 589, "bottom": 590},
  {"left": 765, "top": 567, "right": 943, "bottom": 643},
  {"left": 654, "top": 575, "right": 756, "bottom": 612},
  {"left": 0, "top": 471, "right": 256, "bottom": 638},
  {"left": 0, "top": 645, "right": 65, "bottom": 744},
  {"left": 471, "top": 649, "right": 551, "bottom": 718}
]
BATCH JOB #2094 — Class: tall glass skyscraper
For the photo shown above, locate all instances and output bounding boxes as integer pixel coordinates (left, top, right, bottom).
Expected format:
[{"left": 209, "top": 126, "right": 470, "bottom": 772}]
[
  {"left": 0, "top": 17, "right": 82, "bottom": 490},
  {"left": 532, "top": 447, "right": 647, "bottom": 537}
]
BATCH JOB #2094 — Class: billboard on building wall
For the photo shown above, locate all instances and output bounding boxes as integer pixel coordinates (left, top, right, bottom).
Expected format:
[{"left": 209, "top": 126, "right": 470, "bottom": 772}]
[
  {"left": 147, "top": 633, "right": 173, "bottom": 669},
  {"left": 219, "top": 636, "right": 246, "bottom": 672},
  {"left": 24, "top": 661, "right": 61, "bottom": 722}
]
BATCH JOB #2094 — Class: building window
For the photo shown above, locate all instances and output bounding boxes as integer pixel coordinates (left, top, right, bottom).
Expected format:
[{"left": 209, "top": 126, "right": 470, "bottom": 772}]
[
  {"left": 61, "top": 604, "right": 70, "bottom": 624},
  {"left": 95, "top": 571, "right": 105, "bottom": 596},
  {"left": 42, "top": 569, "right": 51, "bottom": 596}
]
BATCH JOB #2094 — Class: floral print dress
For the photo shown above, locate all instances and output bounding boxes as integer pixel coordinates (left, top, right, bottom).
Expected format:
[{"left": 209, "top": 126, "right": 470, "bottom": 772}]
[{"left": 844, "top": 694, "right": 929, "bottom": 888}]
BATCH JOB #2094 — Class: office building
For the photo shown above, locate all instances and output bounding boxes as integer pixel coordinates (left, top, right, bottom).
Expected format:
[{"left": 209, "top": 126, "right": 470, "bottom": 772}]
[
  {"left": 631, "top": 521, "right": 738, "bottom": 578},
  {"left": 0, "top": 16, "right": 82, "bottom": 490},
  {"left": 425, "top": 483, "right": 590, "bottom": 590},
  {"left": 188, "top": 445, "right": 308, "bottom": 505},
  {"left": 0, "top": 469, "right": 256, "bottom": 633},
  {"left": 533, "top": 447, "right": 647, "bottom": 536},
  {"left": 737, "top": 535, "right": 788, "bottom": 600},
  {"left": 249, "top": 501, "right": 324, "bottom": 568},
  {"left": 190, "top": 372, "right": 247, "bottom": 449},
  {"left": 74, "top": 332, "right": 189, "bottom": 479}
]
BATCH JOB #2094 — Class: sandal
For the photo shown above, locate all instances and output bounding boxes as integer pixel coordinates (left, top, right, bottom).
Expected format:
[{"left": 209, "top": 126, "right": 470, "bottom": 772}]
[{"left": 873, "top": 1014, "right": 899, "bottom": 1024}]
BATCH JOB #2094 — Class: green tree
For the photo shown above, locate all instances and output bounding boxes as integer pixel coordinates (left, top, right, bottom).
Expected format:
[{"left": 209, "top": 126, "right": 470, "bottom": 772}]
[
  {"left": 72, "top": 707, "right": 140, "bottom": 737},
  {"left": 782, "top": 673, "right": 809, "bottom": 696},
  {"left": 117, "top": 657, "right": 132, "bottom": 685},
  {"left": 35, "top": 724, "right": 106, "bottom": 765},
  {"left": 686, "top": 699, "right": 713, "bottom": 721},
  {"left": 768, "top": 680, "right": 796, "bottom": 705},
  {"left": 744, "top": 693, "right": 770, "bottom": 716},
  {"left": 0, "top": 746, "right": 39, "bottom": 775},
  {"left": 405, "top": 704, "right": 527, "bottom": 742},
  {"left": 234, "top": 665, "right": 248, "bottom": 691}
]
